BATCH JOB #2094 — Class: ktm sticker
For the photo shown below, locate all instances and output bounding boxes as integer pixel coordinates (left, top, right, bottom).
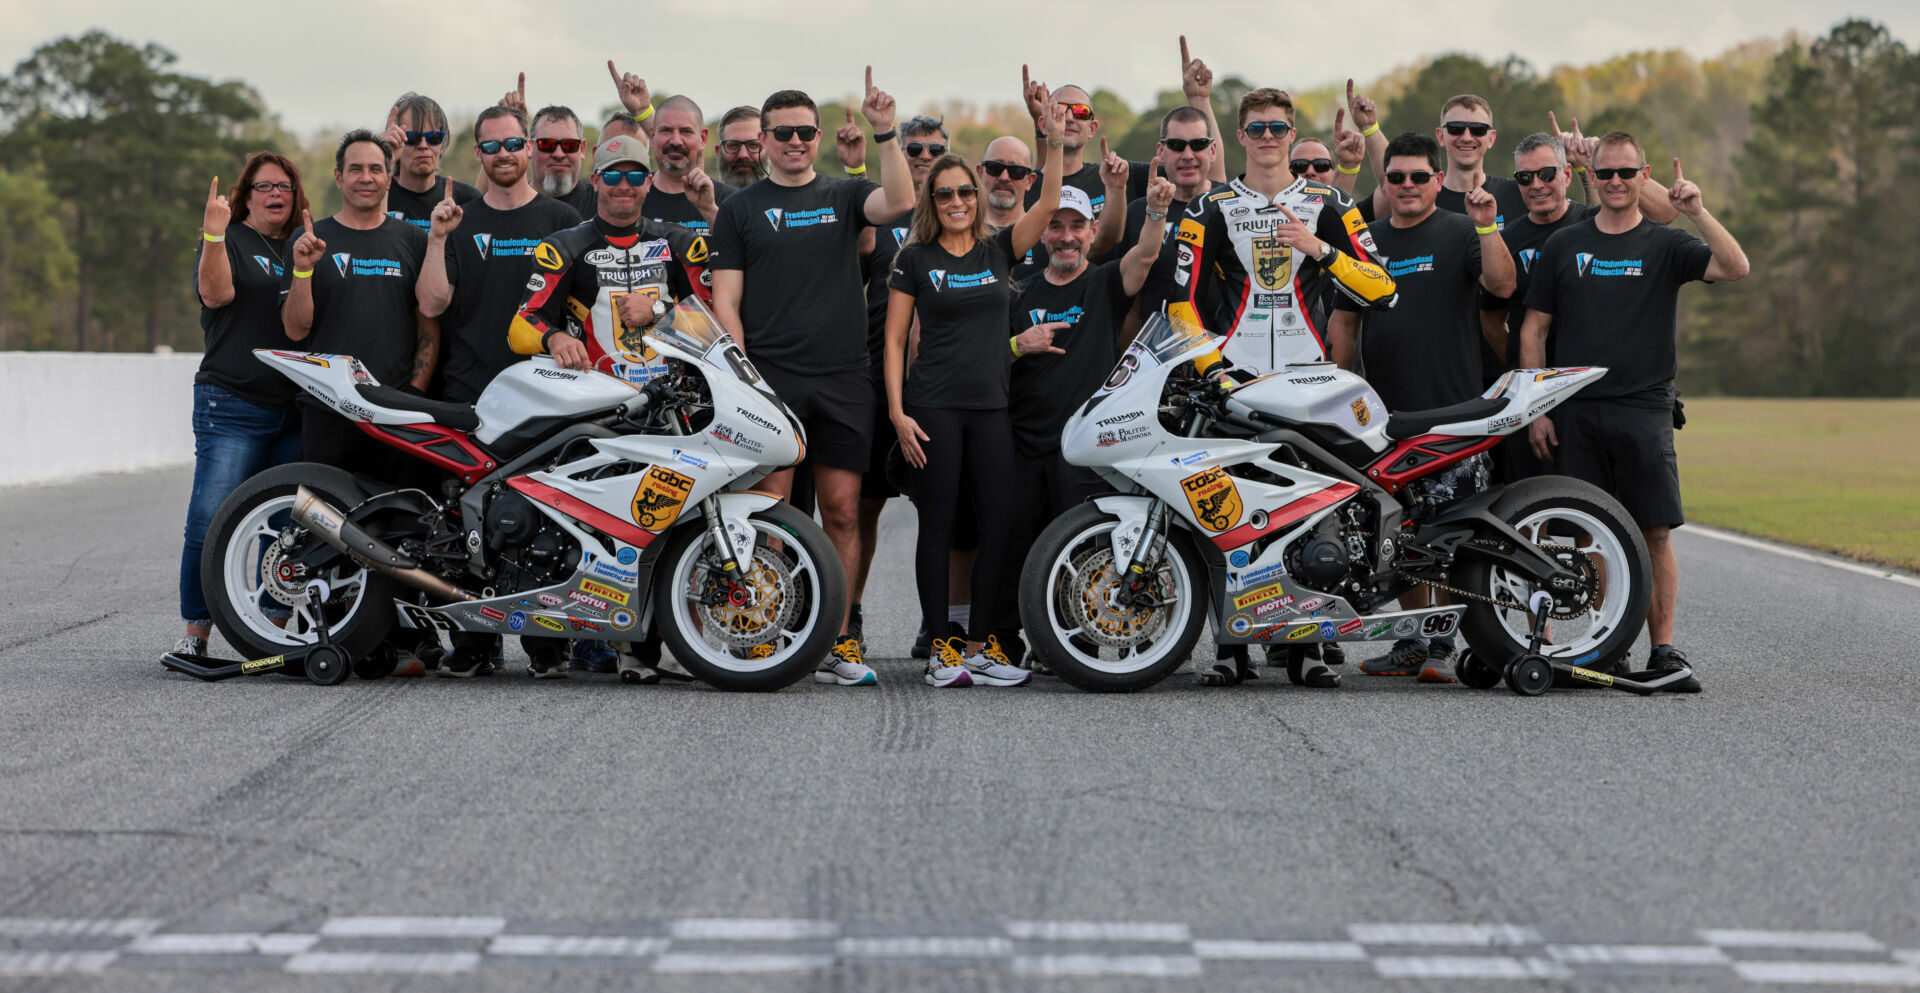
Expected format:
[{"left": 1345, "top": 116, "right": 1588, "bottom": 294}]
[
  {"left": 534, "top": 242, "right": 565, "bottom": 270},
  {"left": 1175, "top": 219, "right": 1204, "bottom": 246},
  {"left": 631, "top": 465, "right": 695, "bottom": 531},
  {"left": 1350, "top": 397, "right": 1371, "bottom": 427},
  {"left": 1180, "top": 466, "right": 1242, "bottom": 533}
]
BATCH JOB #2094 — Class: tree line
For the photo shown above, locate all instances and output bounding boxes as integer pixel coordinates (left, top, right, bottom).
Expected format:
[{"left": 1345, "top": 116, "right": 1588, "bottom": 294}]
[{"left": 1, "top": 21, "right": 1912, "bottom": 396}]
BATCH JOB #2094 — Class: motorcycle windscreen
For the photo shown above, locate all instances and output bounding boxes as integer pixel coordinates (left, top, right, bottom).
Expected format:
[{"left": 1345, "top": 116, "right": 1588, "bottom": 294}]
[{"left": 1078, "top": 305, "right": 1221, "bottom": 416}]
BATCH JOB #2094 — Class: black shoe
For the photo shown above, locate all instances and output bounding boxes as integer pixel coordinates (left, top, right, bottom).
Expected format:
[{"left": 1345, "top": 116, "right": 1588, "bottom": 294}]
[
  {"left": 417, "top": 641, "right": 445, "bottom": 671},
  {"left": 528, "top": 650, "right": 568, "bottom": 680},
  {"left": 1201, "top": 645, "right": 1258, "bottom": 686},
  {"left": 911, "top": 622, "right": 932, "bottom": 659},
  {"left": 437, "top": 647, "right": 488, "bottom": 679},
  {"left": 1647, "top": 645, "right": 1701, "bottom": 693},
  {"left": 1267, "top": 642, "right": 1318, "bottom": 668},
  {"left": 1322, "top": 642, "right": 1346, "bottom": 666},
  {"left": 848, "top": 604, "right": 865, "bottom": 654}
]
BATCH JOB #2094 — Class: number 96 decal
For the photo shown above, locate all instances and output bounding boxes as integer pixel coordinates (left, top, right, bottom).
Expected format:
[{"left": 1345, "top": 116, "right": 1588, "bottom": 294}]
[{"left": 1420, "top": 612, "right": 1460, "bottom": 637}]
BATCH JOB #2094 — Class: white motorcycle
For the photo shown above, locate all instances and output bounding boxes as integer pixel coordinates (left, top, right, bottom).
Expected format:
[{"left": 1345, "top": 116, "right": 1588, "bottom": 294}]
[
  {"left": 199, "top": 296, "right": 845, "bottom": 691},
  {"left": 1018, "top": 310, "right": 1673, "bottom": 696}
]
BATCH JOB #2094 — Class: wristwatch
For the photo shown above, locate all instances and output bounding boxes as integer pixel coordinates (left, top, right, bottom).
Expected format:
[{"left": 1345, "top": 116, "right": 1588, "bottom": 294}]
[{"left": 1316, "top": 242, "right": 1337, "bottom": 265}]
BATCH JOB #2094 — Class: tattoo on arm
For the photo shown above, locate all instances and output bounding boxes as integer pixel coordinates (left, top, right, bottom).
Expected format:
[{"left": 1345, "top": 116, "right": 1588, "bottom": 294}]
[{"left": 412, "top": 320, "right": 439, "bottom": 386}]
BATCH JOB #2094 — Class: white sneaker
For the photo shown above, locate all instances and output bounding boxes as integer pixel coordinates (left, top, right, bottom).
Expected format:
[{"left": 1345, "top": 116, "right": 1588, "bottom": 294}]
[
  {"left": 963, "top": 636, "right": 1032, "bottom": 687},
  {"left": 816, "top": 636, "right": 878, "bottom": 686},
  {"left": 167, "top": 635, "right": 207, "bottom": 661},
  {"left": 924, "top": 637, "right": 973, "bottom": 687}
]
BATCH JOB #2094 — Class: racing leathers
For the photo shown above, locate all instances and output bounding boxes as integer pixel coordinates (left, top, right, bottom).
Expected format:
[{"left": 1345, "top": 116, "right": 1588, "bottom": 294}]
[
  {"left": 1178, "top": 177, "right": 1397, "bottom": 373},
  {"left": 509, "top": 215, "right": 711, "bottom": 384}
]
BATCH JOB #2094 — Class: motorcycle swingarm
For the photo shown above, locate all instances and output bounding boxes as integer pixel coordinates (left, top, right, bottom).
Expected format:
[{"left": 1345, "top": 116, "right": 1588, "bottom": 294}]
[{"left": 1411, "top": 489, "right": 1568, "bottom": 583}]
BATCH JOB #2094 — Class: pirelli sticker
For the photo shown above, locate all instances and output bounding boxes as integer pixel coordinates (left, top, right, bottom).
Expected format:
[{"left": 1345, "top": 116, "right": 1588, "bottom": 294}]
[
  {"left": 1180, "top": 466, "right": 1242, "bottom": 533},
  {"left": 534, "top": 242, "right": 565, "bottom": 270},
  {"left": 579, "top": 578, "right": 630, "bottom": 606},
  {"left": 1233, "top": 583, "right": 1287, "bottom": 611},
  {"left": 631, "top": 465, "right": 694, "bottom": 531},
  {"left": 1175, "top": 219, "right": 1204, "bottom": 246}
]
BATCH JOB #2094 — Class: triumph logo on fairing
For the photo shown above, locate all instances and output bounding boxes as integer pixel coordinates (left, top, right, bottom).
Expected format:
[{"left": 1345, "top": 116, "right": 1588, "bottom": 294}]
[
  {"left": 535, "top": 368, "right": 576, "bottom": 380},
  {"left": 1096, "top": 412, "right": 1143, "bottom": 427},
  {"left": 735, "top": 407, "right": 782, "bottom": 434}
]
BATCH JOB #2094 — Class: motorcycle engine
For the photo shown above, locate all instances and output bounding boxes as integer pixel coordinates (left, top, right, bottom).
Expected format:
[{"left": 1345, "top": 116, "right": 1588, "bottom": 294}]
[
  {"left": 484, "top": 490, "right": 580, "bottom": 592},
  {"left": 1286, "top": 499, "right": 1377, "bottom": 594}
]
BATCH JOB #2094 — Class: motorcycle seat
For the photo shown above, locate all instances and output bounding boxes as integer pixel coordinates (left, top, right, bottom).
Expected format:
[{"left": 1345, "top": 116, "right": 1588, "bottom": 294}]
[
  {"left": 1384, "top": 395, "right": 1508, "bottom": 441},
  {"left": 355, "top": 384, "right": 480, "bottom": 433}
]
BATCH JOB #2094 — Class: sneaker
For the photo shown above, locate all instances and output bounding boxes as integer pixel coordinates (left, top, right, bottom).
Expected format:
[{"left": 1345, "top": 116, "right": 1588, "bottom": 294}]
[
  {"left": 910, "top": 622, "right": 933, "bottom": 659},
  {"left": 416, "top": 641, "right": 445, "bottom": 671},
  {"left": 438, "top": 647, "right": 488, "bottom": 679},
  {"left": 527, "top": 651, "right": 568, "bottom": 680},
  {"left": 848, "top": 603, "right": 866, "bottom": 654},
  {"left": 963, "top": 636, "right": 1031, "bottom": 687},
  {"left": 1416, "top": 640, "right": 1457, "bottom": 684},
  {"left": 1647, "top": 644, "right": 1702, "bottom": 693},
  {"left": 390, "top": 646, "right": 428, "bottom": 678},
  {"left": 1360, "top": 639, "right": 1428, "bottom": 677},
  {"left": 1267, "top": 642, "right": 1318, "bottom": 668},
  {"left": 816, "top": 636, "right": 879, "bottom": 686},
  {"left": 1200, "top": 644, "right": 1257, "bottom": 686},
  {"left": 569, "top": 639, "right": 619, "bottom": 673},
  {"left": 924, "top": 637, "right": 973, "bottom": 688},
  {"left": 1322, "top": 642, "right": 1347, "bottom": 666},
  {"left": 167, "top": 635, "right": 207, "bottom": 661}
]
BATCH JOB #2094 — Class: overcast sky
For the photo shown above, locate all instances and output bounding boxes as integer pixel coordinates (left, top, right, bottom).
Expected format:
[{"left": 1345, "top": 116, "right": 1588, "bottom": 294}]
[{"left": 5, "top": 0, "right": 1915, "bottom": 134}]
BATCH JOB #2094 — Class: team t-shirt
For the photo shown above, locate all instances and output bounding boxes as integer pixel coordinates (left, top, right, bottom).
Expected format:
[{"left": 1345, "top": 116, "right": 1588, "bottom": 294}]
[
  {"left": 1114, "top": 194, "right": 1188, "bottom": 316},
  {"left": 553, "top": 180, "right": 596, "bottom": 222},
  {"left": 193, "top": 222, "right": 298, "bottom": 410},
  {"left": 863, "top": 210, "right": 914, "bottom": 370},
  {"left": 887, "top": 229, "right": 1020, "bottom": 409},
  {"left": 1025, "top": 160, "right": 1151, "bottom": 218},
  {"left": 1337, "top": 209, "right": 1485, "bottom": 412},
  {"left": 709, "top": 174, "right": 880, "bottom": 375},
  {"left": 1009, "top": 260, "right": 1134, "bottom": 457},
  {"left": 1436, "top": 174, "right": 1526, "bottom": 229},
  {"left": 644, "top": 180, "right": 738, "bottom": 237},
  {"left": 1482, "top": 201, "right": 1597, "bottom": 366},
  {"left": 280, "top": 216, "right": 427, "bottom": 387},
  {"left": 385, "top": 175, "right": 481, "bottom": 231},
  {"left": 439, "top": 194, "right": 584, "bottom": 402},
  {"left": 1525, "top": 216, "right": 1714, "bottom": 405}
]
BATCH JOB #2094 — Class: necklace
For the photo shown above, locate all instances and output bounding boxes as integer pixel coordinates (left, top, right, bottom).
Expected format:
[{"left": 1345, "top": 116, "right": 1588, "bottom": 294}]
[{"left": 243, "top": 221, "right": 285, "bottom": 267}]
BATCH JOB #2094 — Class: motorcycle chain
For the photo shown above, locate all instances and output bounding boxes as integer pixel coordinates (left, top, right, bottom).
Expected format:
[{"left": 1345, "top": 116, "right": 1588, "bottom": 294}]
[{"left": 1416, "top": 540, "right": 1588, "bottom": 615}]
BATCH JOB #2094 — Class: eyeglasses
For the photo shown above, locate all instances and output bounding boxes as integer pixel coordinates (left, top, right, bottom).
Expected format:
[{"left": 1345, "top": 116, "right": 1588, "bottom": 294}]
[
  {"left": 1241, "top": 121, "right": 1292, "bottom": 139},
  {"left": 249, "top": 181, "right": 294, "bottom": 193},
  {"left": 719, "top": 139, "right": 763, "bottom": 155},
  {"left": 905, "top": 142, "right": 947, "bottom": 158},
  {"left": 1160, "top": 137, "right": 1214, "bottom": 153},
  {"left": 1384, "top": 170, "right": 1436, "bottom": 185},
  {"left": 1289, "top": 157, "right": 1334, "bottom": 175},
  {"left": 931, "top": 184, "right": 978, "bottom": 204},
  {"left": 1443, "top": 121, "right": 1492, "bottom": 137},
  {"left": 1057, "top": 102, "right": 1094, "bottom": 121},
  {"left": 477, "top": 137, "right": 528, "bottom": 154},
  {"left": 766, "top": 125, "right": 820, "bottom": 143},
  {"left": 404, "top": 130, "right": 447, "bottom": 146},
  {"left": 981, "top": 161, "right": 1035, "bottom": 180},
  {"left": 1513, "top": 166, "right": 1560, "bottom": 186},
  {"left": 598, "top": 168, "right": 652, "bottom": 186},
  {"left": 534, "top": 137, "right": 583, "bottom": 154},
  {"left": 1591, "top": 166, "right": 1643, "bottom": 180}
]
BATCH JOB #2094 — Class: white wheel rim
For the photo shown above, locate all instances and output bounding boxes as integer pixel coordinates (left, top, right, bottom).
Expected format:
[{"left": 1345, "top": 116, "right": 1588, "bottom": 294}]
[
  {"left": 1483, "top": 506, "right": 1632, "bottom": 659},
  {"left": 1042, "top": 519, "right": 1195, "bottom": 675},
  {"left": 666, "top": 519, "right": 823, "bottom": 673},
  {"left": 218, "top": 493, "right": 370, "bottom": 647}
]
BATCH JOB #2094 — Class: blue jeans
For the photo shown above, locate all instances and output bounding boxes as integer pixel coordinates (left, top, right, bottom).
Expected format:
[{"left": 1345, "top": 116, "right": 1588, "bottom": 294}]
[{"left": 180, "top": 385, "right": 301, "bottom": 625}]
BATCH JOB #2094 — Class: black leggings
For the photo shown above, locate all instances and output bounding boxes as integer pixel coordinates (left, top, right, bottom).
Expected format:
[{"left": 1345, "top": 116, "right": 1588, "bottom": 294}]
[{"left": 906, "top": 405, "right": 1017, "bottom": 643}]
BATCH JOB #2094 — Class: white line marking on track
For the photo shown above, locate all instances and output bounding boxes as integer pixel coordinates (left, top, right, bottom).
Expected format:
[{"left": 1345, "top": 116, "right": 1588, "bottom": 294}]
[
  {"left": 0, "top": 951, "right": 118, "bottom": 974},
  {"left": 1731, "top": 961, "right": 1920, "bottom": 985},
  {"left": 1350, "top": 923, "right": 1543, "bottom": 946},
  {"left": 653, "top": 952, "right": 834, "bottom": 972},
  {"left": 1012, "top": 954, "right": 1204, "bottom": 976},
  {"left": 1192, "top": 939, "right": 1369, "bottom": 960},
  {"left": 1374, "top": 955, "right": 1571, "bottom": 979},
  {"left": 487, "top": 935, "right": 668, "bottom": 956},
  {"left": 1699, "top": 929, "right": 1885, "bottom": 951},
  {"left": 319, "top": 916, "right": 505, "bottom": 938},
  {"left": 127, "top": 933, "right": 318, "bottom": 955},
  {"left": 1547, "top": 943, "right": 1732, "bottom": 965},
  {"left": 0, "top": 918, "right": 158, "bottom": 938},
  {"left": 285, "top": 951, "right": 480, "bottom": 973},
  {"left": 1006, "top": 921, "right": 1192, "bottom": 942},
  {"left": 667, "top": 918, "right": 838, "bottom": 940},
  {"left": 836, "top": 936, "right": 1015, "bottom": 957},
  {"left": 1685, "top": 525, "right": 1920, "bottom": 590}
]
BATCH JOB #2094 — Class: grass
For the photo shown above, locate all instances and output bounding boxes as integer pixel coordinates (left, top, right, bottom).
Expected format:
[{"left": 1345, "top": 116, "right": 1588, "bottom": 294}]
[{"left": 1675, "top": 398, "right": 1920, "bottom": 571}]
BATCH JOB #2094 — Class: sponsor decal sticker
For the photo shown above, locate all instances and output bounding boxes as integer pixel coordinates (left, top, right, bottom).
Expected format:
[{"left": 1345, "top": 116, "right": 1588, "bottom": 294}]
[
  {"left": 1233, "top": 560, "right": 1290, "bottom": 591},
  {"left": 568, "top": 617, "right": 606, "bottom": 633},
  {"left": 1350, "top": 397, "right": 1371, "bottom": 427},
  {"left": 1338, "top": 618, "right": 1363, "bottom": 635},
  {"left": 1229, "top": 550, "right": 1251, "bottom": 568},
  {"left": 610, "top": 608, "right": 636, "bottom": 631},
  {"left": 1569, "top": 666, "right": 1614, "bottom": 686},
  {"left": 587, "top": 558, "right": 638, "bottom": 584},
  {"left": 1393, "top": 616, "right": 1417, "bottom": 638},
  {"left": 1295, "top": 596, "right": 1328, "bottom": 613},
  {"left": 1176, "top": 219, "right": 1204, "bottom": 245},
  {"left": 479, "top": 606, "right": 506, "bottom": 622},
  {"left": 631, "top": 465, "right": 695, "bottom": 530},
  {"left": 1227, "top": 614, "right": 1252, "bottom": 636},
  {"left": 508, "top": 611, "right": 527, "bottom": 631},
  {"left": 569, "top": 590, "right": 610, "bottom": 612},
  {"left": 1233, "top": 584, "right": 1288, "bottom": 611},
  {"left": 1288, "top": 623, "right": 1319, "bottom": 641},
  {"left": 1319, "top": 621, "right": 1337, "bottom": 640},
  {"left": 240, "top": 655, "right": 285, "bottom": 674},
  {"left": 579, "top": 579, "right": 630, "bottom": 606},
  {"left": 533, "top": 242, "right": 564, "bottom": 270},
  {"left": 537, "top": 593, "right": 564, "bottom": 607},
  {"left": 1252, "top": 595, "right": 1295, "bottom": 618},
  {"left": 1365, "top": 621, "right": 1395, "bottom": 638},
  {"left": 533, "top": 615, "right": 565, "bottom": 632},
  {"left": 1180, "top": 466, "right": 1243, "bottom": 533},
  {"left": 1251, "top": 236, "right": 1292, "bottom": 289}
]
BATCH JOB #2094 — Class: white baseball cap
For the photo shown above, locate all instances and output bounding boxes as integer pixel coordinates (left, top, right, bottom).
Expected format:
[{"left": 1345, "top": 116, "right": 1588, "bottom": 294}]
[{"left": 1055, "top": 186, "right": 1096, "bottom": 220}]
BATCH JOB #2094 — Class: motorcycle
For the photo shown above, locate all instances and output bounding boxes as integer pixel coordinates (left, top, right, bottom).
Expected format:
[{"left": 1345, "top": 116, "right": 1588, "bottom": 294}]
[
  {"left": 1017, "top": 308, "right": 1654, "bottom": 695},
  {"left": 200, "top": 296, "right": 846, "bottom": 691}
]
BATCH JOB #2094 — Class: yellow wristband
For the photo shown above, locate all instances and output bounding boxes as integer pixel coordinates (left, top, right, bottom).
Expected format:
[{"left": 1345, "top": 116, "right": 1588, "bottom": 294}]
[
  {"left": 1573, "top": 166, "right": 1588, "bottom": 173},
  {"left": 846, "top": 165, "right": 867, "bottom": 176},
  {"left": 202, "top": 232, "right": 225, "bottom": 243},
  {"left": 1009, "top": 336, "right": 1021, "bottom": 357},
  {"left": 1475, "top": 224, "right": 1499, "bottom": 235},
  {"left": 293, "top": 268, "right": 313, "bottom": 279},
  {"left": 1359, "top": 122, "right": 1379, "bottom": 137},
  {"left": 636, "top": 103, "right": 655, "bottom": 123},
  {"left": 1336, "top": 163, "right": 1360, "bottom": 175}
]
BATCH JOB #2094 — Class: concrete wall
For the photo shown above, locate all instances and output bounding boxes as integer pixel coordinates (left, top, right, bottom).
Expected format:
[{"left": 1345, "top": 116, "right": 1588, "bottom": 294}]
[{"left": 0, "top": 352, "right": 202, "bottom": 487}]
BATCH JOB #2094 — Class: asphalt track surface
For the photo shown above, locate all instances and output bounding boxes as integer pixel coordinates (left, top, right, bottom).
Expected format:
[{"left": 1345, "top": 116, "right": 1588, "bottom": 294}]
[{"left": 2, "top": 467, "right": 1917, "bottom": 992}]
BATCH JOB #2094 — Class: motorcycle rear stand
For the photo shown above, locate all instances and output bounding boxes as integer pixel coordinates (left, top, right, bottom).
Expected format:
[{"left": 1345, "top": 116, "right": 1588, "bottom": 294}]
[
  {"left": 1459, "top": 591, "right": 1696, "bottom": 697},
  {"left": 160, "top": 621, "right": 370, "bottom": 687}
]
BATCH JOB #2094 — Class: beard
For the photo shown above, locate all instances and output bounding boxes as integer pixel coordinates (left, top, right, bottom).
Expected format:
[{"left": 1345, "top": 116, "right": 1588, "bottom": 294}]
[
  {"left": 540, "top": 171, "right": 577, "bottom": 197},
  {"left": 986, "top": 189, "right": 1017, "bottom": 210},
  {"left": 720, "top": 160, "right": 765, "bottom": 188}
]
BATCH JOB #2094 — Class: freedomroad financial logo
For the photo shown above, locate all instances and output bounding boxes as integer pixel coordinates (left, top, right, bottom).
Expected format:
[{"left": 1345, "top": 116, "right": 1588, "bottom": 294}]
[
  {"left": 1577, "top": 252, "right": 1644, "bottom": 277},
  {"left": 1385, "top": 254, "right": 1435, "bottom": 277},
  {"left": 474, "top": 233, "right": 492, "bottom": 258},
  {"left": 331, "top": 253, "right": 351, "bottom": 277},
  {"left": 1518, "top": 248, "right": 1538, "bottom": 272},
  {"left": 764, "top": 208, "right": 784, "bottom": 230}
]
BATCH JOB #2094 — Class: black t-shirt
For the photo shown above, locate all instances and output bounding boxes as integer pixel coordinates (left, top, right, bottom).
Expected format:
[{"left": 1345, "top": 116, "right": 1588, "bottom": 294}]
[
  {"left": 863, "top": 211, "right": 913, "bottom": 372},
  {"left": 1435, "top": 174, "right": 1527, "bottom": 229},
  {"left": 282, "top": 216, "right": 428, "bottom": 387},
  {"left": 645, "top": 181, "right": 738, "bottom": 238},
  {"left": 385, "top": 175, "right": 481, "bottom": 232},
  {"left": 1114, "top": 195, "right": 1187, "bottom": 316},
  {"left": 193, "top": 222, "right": 299, "bottom": 410},
  {"left": 1024, "top": 160, "right": 1151, "bottom": 218},
  {"left": 1337, "top": 210, "right": 1484, "bottom": 413},
  {"left": 555, "top": 180, "right": 596, "bottom": 222},
  {"left": 1482, "top": 202, "right": 1597, "bottom": 366},
  {"left": 1009, "top": 260, "right": 1134, "bottom": 457},
  {"left": 887, "top": 229, "right": 1020, "bottom": 409},
  {"left": 440, "top": 194, "right": 584, "bottom": 403},
  {"left": 1525, "top": 216, "right": 1714, "bottom": 405},
  {"left": 709, "top": 174, "right": 881, "bottom": 374}
]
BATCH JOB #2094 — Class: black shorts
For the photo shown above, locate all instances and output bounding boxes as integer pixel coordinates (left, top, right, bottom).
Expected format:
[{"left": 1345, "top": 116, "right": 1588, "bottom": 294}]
[
  {"left": 1551, "top": 398, "right": 1683, "bottom": 531},
  {"left": 861, "top": 374, "right": 899, "bottom": 500},
  {"left": 755, "top": 362, "right": 875, "bottom": 474}
]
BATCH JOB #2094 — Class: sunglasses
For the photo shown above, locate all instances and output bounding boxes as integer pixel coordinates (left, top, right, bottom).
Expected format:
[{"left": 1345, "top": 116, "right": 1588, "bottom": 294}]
[
  {"left": 598, "top": 168, "right": 652, "bottom": 186},
  {"left": 403, "top": 130, "right": 447, "bottom": 146},
  {"left": 1289, "top": 157, "right": 1334, "bottom": 175},
  {"left": 1384, "top": 170, "right": 1436, "bottom": 186},
  {"left": 719, "top": 139, "right": 763, "bottom": 155},
  {"left": 905, "top": 142, "right": 947, "bottom": 158},
  {"left": 249, "top": 181, "right": 294, "bottom": 193},
  {"left": 1160, "top": 137, "right": 1214, "bottom": 153},
  {"left": 1242, "top": 121, "right": 1293, "bottom": 139},
  {"left": 1592, "top": 166, "right": 1644, "bottom": 180},
  {"left": 1513, "top": 166, "right": 1560, "bottom": 186},
  {"left": 1057, "top": 102, "right": 1094, "bottom": 121},
  {"left": 981, "top": 160, "right": 1035, "bottom": 180},
  {"left": 766, "top": 125, "right": 820, "bottom": 143},
  {"left": 1443, "top": 121, "right": 1492, "bottom": 137},
  {"left": 931, "top": 184, "right": 978, "bottom": 204},
  {"left": 477, "top": 137, "right": 528, "bottom": 155},
  {"left": 534, "top": 137, "right": 583, "bottom": 154}
]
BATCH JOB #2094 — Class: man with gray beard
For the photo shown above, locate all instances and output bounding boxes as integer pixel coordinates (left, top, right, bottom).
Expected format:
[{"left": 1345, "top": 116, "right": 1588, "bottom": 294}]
[
  {"left": 716, "top": 105, "right": 768, "bottom": 188},
  {"left": 530, "top": 105, "right": 596, "bottom": 220},
  {"left": 978, "top": 135, "right": 1048, "bottom": 281}
]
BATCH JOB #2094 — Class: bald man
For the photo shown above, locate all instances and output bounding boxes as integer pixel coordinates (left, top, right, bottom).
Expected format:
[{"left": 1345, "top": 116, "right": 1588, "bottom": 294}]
[{"left": 646, "top": 94, "right": 735, "bottom": 235}]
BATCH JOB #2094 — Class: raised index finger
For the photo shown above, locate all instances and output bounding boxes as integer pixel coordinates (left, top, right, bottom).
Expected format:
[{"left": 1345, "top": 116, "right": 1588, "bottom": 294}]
[
  {"left": 607, "top": 59, "right": 621, "bottom": 85},
  {"left": 387, "top": 105, "right": 399, "bottom": 130},
  {"left": 517, "top": 71, "right": 526, "bottom": 99},
  {"left": 1277, "top": 203, "right": 1301, "bottom": 223},
  {"left": 1179, "top": 35, "right": 1191, "bottom": 67},
  {"left": 1672, "top": 157, "right": 1684, "bottom": 181},
  {"left": 1347, "top": 78, "right": 1355, "bottom": 103},
  {"left": 1548, "top": 110, "right": 1560, "bottom": 135},
  {"left": 865, "top": 65, "right": 874, "bottom": 92},
  {"left": 302, "top": 208, "right": 313, "bottom": 231},
  {"left": 1335, "top": 108, "right": 1345, "bottom": 132},
  {"left": 209, "top": 175, "right": 221, "bottom": 200}
]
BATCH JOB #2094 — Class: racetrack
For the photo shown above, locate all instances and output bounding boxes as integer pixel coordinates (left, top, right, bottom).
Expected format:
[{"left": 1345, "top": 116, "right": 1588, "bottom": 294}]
[{"left": 2, "top": 467, "right": 1916, "bottom": 991}]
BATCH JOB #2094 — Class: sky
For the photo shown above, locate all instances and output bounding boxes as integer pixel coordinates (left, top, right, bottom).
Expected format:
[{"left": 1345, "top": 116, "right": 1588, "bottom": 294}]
[{"left": 4, "top": 0, "right": 1916, "bottom": 134}]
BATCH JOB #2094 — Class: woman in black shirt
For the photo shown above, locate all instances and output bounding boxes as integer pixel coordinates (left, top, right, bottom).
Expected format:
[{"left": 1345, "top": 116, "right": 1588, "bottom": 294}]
[
  {"left": 884, "top": 104, "right": 1063, "bottom": 687},
  {"left": 172, "top": 152, "right": 311, "bottom": 661}
]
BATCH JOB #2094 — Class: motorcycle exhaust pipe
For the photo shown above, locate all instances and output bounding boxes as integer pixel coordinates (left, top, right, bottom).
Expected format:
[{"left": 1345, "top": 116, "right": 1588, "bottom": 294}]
[{"left": 291, "top": 485, "right": 475, "bottom": 603}]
